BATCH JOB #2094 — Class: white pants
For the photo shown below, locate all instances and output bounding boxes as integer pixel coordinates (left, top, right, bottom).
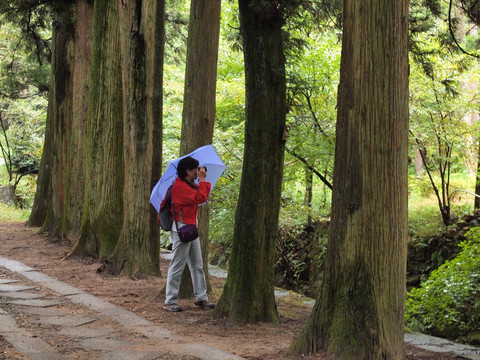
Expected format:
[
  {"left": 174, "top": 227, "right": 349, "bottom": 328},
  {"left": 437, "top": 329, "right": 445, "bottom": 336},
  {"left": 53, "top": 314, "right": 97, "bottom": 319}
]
[{"left": 165, "top": 222, "right": 208, "bottom": 305}]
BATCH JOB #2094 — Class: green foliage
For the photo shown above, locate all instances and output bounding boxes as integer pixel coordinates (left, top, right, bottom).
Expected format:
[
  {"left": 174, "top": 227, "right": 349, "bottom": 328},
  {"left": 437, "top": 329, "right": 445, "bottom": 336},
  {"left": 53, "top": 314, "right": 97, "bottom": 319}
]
[
  {"left": 0, "top": 14, "right": 48, "bottom": 187},
  {"left": 0, "top": 164, "right": 8, "bottom": 187},
  {"left": 0, "top": 163, "right": 36, "bottom": 210},
  {"left": 283, "top": 30, "right": 340, "bottom": 216},
  {"left": 14, "top": 174, "right": 36, "bottom": 209},
  {"left": 0, "top": 96, "right": 46, "bottom": 183},
  {"left": 405, "top": 227, "right": 480, "bottom": 339},
  {"left": 164, "top": 0, "right": 189, "bottom": 64},
  {"left": 0, "top": 10, "right": 51, "bottom": 96},
  {"left": 408, "top": 29, "right": 480, "bottom": 225},
  {"left": 3, "top": 97, "right": 46, "bottom": 172}
]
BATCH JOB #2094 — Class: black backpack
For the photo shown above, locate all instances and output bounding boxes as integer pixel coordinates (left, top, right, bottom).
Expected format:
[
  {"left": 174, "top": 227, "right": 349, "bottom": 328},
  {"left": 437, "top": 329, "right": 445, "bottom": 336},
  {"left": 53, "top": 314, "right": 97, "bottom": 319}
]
[{"left": 158, "top": 185, "right": 173, "bottom": 231}]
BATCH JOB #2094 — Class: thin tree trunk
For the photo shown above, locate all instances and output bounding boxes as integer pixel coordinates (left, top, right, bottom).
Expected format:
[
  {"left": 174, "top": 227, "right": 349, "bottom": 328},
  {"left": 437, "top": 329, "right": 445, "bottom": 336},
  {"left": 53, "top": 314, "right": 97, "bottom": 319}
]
[
  {"left": 304, "top": 166, "right": 313, "bottom": 227},
  {"left": 413, "top": 143, "right": 425, "bottom": 176},
  {"left": 290, "top": 0, "right": 409, "bottom": 358},
  {"left": 475, "top": 139, "right": 480, "bottom": 211},
  {"left": 214, "top": 0, "right": 286, "bottom": 324}
]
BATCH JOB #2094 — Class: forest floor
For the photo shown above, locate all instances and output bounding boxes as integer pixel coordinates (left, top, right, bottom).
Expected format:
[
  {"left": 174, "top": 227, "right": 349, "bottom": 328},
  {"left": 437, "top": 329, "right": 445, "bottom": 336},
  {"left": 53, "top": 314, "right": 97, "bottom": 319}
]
[{"left": 0, "top": 220, "right": 473, "bottom": 359}]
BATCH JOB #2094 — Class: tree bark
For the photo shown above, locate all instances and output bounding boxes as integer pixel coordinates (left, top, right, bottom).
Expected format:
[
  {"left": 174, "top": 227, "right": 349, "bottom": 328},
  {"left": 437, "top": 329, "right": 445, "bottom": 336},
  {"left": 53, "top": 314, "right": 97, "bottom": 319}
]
[
  {"left": 290, "top": 0, "right": 409, "bottom": 358},
  {"left": 28, "top": 0, "right": 164, "bottom": 276},
  {"left": 75, "top": 0, "right": 124, "bottom": 257},
  {"left": 108, "top": 0, "right": 164, "bottom": 276},
  {"left": 177, "top": 0, "right": 221, "bottom": 298},
  {"left": 214, "top": 0, "right": 286, "bottom": 324},
  {"left": 28, "top": 3, "right": 75, "bottom": 235},
  {"left": 61, "top": 0, "right": 93, "bottom": 239}
]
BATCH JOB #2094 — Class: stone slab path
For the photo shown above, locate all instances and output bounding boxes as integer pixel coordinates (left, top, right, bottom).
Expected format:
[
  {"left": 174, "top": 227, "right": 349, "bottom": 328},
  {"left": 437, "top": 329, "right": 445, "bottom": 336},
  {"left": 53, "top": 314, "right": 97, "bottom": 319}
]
[{"left": 0, "top": 256, "right": 243, "bottom": 360}]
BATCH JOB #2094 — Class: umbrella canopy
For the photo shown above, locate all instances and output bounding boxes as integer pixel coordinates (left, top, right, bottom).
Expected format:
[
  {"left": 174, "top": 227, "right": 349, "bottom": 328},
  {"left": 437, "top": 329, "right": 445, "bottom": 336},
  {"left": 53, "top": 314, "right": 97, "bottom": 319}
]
[{"left": 150, "top": 144, "right": 227, "bottom": 212}]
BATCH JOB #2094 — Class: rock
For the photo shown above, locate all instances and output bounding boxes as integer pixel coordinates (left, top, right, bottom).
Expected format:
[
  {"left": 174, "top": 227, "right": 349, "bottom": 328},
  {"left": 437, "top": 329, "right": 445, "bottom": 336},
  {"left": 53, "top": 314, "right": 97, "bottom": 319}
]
[
  {"left": 0, "top": 185, "right": 15, "bottom": 205},
  {"left": 469, "top": 218, "right": 480, "bottom": 227},
  {"left": 461, "top": 214, "right": 476, "bottom": 222},
  {"left": 443, "top": 228, "right": 457, "bottom": 239},
  {"left": 457, "top": 221, "right": 468, "bottom": 229}
]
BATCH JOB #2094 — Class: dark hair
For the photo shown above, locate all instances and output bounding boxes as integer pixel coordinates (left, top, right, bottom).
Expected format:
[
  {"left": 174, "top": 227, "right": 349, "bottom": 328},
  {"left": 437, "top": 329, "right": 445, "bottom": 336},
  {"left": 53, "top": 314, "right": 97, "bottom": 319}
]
[{"left": 177, "top": 156, "right": 199, "bottom": 180}]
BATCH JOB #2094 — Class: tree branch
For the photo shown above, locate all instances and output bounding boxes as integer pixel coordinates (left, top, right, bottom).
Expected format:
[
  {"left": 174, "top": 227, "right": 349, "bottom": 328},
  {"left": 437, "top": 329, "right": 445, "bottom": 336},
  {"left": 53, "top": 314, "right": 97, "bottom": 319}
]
[
  {"left": 286, "top": 147, "right": 332, "bottom": 190},
  {"left": 449, "top": 0, "right": 480, "bottom": 59}
]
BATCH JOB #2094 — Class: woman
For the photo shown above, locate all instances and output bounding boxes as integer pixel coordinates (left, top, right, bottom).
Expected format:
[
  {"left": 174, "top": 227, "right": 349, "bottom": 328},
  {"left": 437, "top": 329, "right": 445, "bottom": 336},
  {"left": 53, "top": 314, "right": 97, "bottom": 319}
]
[{"left": 162, "top": 156, "right": 215, "bottom": 312}]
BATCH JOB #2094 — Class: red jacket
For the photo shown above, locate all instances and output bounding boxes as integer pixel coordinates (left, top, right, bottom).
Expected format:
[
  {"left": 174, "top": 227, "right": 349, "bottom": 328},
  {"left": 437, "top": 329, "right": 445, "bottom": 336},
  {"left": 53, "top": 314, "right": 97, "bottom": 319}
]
[{"left": 166, "top": 177, "right": 211, "bottom": 225}]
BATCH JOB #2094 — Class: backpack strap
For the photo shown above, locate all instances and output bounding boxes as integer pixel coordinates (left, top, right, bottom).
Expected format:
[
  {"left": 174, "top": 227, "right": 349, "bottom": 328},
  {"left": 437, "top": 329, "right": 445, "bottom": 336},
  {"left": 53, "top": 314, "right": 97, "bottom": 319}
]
[{"left": 170, "top": 192, "right": 181, "bottom": 230}]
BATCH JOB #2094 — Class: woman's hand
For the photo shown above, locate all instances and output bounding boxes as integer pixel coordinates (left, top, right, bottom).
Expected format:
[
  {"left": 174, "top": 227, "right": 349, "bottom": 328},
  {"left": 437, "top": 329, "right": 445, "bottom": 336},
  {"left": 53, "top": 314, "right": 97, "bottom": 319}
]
[{"left": 198, "top": 166, "right": 207, "bottom": 182}]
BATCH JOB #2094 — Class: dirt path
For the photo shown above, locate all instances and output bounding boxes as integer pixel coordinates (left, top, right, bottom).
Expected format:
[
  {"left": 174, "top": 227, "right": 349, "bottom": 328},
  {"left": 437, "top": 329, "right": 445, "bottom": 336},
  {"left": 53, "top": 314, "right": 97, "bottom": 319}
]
[
  {"left": 0, "top": 220, "right": 474, "bottom": 359},
  {"left": 0, "top": 257, "right": 242, "bottom": 359}
]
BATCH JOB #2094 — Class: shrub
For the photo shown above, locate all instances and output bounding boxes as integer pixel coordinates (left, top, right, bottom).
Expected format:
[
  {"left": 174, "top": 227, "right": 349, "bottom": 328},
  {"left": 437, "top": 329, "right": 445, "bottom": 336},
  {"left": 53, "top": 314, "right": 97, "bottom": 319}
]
[
  {"left": 405, "top": 227, "right": 480, "bottom": 340},
  {"left": 14, "top": 175, "right": 37, "bottom": 209}
]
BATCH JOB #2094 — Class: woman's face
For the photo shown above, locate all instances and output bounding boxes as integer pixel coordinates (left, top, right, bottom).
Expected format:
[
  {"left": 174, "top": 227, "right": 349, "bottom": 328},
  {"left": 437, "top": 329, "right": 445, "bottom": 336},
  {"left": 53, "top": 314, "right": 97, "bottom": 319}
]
[{"left": 185, "top": 167, "right": 198, "bottom": 181}]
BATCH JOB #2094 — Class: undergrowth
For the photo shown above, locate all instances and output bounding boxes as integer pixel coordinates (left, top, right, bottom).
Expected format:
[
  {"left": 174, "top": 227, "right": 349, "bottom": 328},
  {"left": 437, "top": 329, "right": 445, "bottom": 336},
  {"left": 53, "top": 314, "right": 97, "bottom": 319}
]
[{"left": 405, "top": 227, "right": 480, "bottom": 342}]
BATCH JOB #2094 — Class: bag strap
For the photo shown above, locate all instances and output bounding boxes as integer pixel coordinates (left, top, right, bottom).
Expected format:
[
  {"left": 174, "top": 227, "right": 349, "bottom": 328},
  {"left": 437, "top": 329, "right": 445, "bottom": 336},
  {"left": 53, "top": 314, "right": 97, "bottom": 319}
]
[{"left": 170, "top": 191, "right": 184, "bottom": 230}]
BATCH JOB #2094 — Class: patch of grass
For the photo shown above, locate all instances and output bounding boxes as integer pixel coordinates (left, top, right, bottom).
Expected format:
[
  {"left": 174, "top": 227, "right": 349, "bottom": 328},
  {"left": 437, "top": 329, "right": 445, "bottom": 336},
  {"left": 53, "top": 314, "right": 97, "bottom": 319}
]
[
  {"left": 408, "top": 204, "right": 445, "bottom": 239},
  {"left": 408, "top": 172, "right": 476, "bottom": 239},
  {"left": 0, "top": 203, "right": 30, "bottom": 222},
  {"left": 0, "top": 163, "right": 9, "bottom": 184},
  {"left": 276, "top": 289, "right": 315, "bottom": 318}
]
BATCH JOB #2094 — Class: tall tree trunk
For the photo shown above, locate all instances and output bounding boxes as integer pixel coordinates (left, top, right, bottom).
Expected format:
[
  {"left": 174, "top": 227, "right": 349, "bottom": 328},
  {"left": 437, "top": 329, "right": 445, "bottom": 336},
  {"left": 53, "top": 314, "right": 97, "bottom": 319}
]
[
  {"left": 290, "top": 0, "right": 409, "bottom": 358},
  {"left": 28, "top": 3, "right": 75, "bottom": 235},
  {"left": 177, "top": 0, "right": 221, "bottom": 297},
  {"left": 214, "top": 0, "right": 286, "bottom": 324},
  {"left": 61, "top": 0, "right": 93, "bottom": 239},
  {"left": 75, "top": 0, "right": 124, "bottom": 257},
  {"left": 108, "top": 0, "right": 165, "bottom": 276}
]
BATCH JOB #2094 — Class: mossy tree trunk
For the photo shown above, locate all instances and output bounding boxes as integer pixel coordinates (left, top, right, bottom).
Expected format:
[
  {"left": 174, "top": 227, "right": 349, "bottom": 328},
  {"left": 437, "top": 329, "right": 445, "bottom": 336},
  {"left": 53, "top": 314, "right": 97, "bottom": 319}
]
[
  {"left": 107, "top": 0, "right": 164, "bottom": 276},
  {"left": 61, "top": 0, "right": 93, "bottom": 239},
  {"left": 290, "top": 0, "right": 409, "bottom": 358},
  {"left": 30, "top": 0, "right": 163, "bottom": 276},
  {"left": 177, "top": 0, "right": 221, "bottom": 298},
  {"left": 28, "top": 2, "right": 76, "bottom": 235},
  {"left": 75, "top": 0, "right": 124, "bottom": 258},
  {"left": 214, "top": 0, "right": 286, "bottom": 324}
]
